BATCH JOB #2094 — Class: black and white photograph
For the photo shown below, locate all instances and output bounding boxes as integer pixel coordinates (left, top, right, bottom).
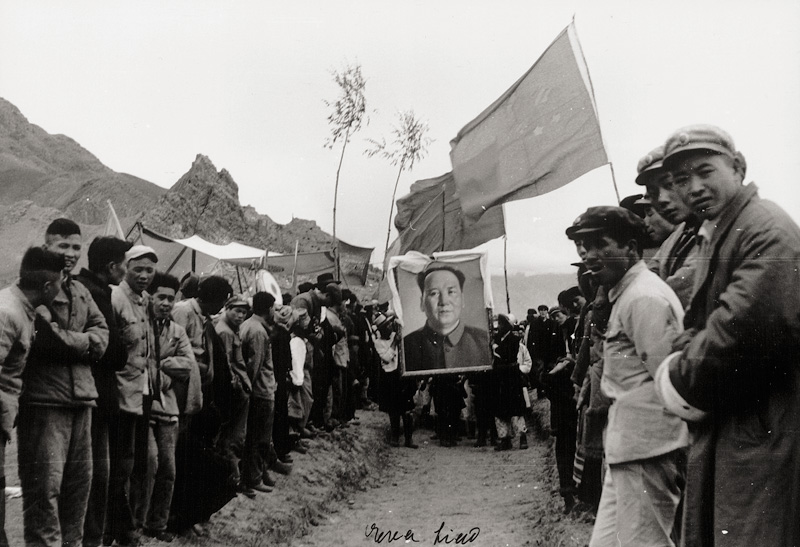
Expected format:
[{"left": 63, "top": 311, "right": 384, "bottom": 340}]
[{"left": 1, "top": 2, "right": 799, "bottom": 546}]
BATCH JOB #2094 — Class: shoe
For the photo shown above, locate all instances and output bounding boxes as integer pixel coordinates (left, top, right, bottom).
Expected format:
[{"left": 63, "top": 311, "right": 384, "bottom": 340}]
[
  {"left": 300, "top": 428, "right": 317, "bottom": 439},
  {"left": 519, "top": 433, "right": 528, "bottom": 450},
  {"left": 251, "top": 482, "right": 273, "bottom": 493},
  {"left": 270, "top": 459, "right": 293, "bottom": 475},
  {"left": 292, "top": 443, "right": 308, "bottom": 454},
  {"left": 237, "top": 485, "right": 257, "bottom": 499},
  {"left": 298, "top": 439, "right": 311, "bottom": 449},
  {"left": 278, "top": 453, "right": 293, "bottom": 464},
  {"left": 389, "top": 437, "right": 401, "bottom": 447},
  {"left": 143, "top": 528, "right": 176, "bottom": 543},
  {"left": 191, "top": 523, "right": 210, "bottom": 537},
  {"left": 115, "top": 535, "right": 141, "bottom": 547},
  {"left": 263, "top": 471, "right": 277, "bottom": 486},
  {"left": 404, "top": 440, "right": 419, "bottom": 449},
  {"left": 563, "top": 494, "right": 576, "bottom": 515},
  {"left": 474, "top": 437, "right": 486, "bottom": 448},
  {"left": 494, "top": 438, "right": 512, "bottom": 451}
]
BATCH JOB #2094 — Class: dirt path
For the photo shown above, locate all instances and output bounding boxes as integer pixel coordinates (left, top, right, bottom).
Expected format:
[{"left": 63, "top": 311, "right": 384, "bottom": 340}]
[
  {"left": 3, "top": 403, "right": 592, "bottom": 547},
  {"left": 291, "top": 408, "right": 591, "bottom": 547}
]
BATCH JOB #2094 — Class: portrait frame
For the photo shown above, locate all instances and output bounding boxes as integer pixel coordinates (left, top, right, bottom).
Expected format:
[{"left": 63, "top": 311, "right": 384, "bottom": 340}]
[{"left": 387, "top": 250, "right": 494, "bottom": 377}]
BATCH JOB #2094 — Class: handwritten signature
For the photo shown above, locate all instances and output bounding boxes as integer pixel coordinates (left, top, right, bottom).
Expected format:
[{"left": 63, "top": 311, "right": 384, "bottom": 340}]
[{"left": 365, "top": 522, "right": 480, "bottom": 545}]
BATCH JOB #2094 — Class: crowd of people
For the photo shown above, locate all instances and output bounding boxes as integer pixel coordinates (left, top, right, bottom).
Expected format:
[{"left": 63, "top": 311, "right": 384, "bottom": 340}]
[
  {"left": 0, "top": 218, "right": 410, "bottom": 546},
  {"left": 0, "top": 123, "right": 796, "bottom": 547}
]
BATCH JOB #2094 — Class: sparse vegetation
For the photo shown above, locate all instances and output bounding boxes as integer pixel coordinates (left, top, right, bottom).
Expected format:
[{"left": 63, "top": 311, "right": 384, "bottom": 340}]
[{"left": 365, "top": 110, "right": 432, "bottom": 265}]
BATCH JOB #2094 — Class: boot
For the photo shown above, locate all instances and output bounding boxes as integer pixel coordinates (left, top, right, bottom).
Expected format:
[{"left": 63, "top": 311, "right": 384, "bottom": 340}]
[
  {"left": 474, "top": 430, "right": 487, "bottom": 448},
  {"left": 403, "top": 413, "right": 418, "bottom": 449},
  {"left": 519, "top": 433, "right": 528, "bottom": 450},
  {"left": 494, "top": 437, "right": 512, "bottom": 451},
  {"left": 270, "top": 458, "right": 293, "bottom": 475}
]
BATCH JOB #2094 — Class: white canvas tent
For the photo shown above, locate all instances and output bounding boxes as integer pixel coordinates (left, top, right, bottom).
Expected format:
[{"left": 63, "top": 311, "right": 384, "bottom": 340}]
[{"left": 131, "top": 224, "right": 265, "bottom": 292}]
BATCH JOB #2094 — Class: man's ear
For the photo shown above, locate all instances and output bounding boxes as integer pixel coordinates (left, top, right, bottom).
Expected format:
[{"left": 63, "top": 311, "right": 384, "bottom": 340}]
[
  {"left": 732, "top": 152, "right": 747, "bottom": 184},
  {"left": 627, "top": 238, "right": 641, "bottom": 259}
]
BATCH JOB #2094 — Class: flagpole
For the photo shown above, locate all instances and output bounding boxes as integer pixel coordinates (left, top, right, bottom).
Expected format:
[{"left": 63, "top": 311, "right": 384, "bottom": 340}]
[
  {"left": 608, "top": 162, "right": 621, "bottom": 204},
  {"left": 569, "top": 18, "right": 620, "bottom": 204},
  {"left": 441, "top": 189, "right": 446, "bottom": 252},
  {"left": 291, "top": 240, "right": 299, "bottom": 295},
  {"left": 502, "top": 204, "right": 511, "bottom": 313}
]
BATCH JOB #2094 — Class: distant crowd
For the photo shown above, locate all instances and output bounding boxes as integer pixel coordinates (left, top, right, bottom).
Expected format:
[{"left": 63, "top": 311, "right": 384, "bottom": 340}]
[{"left": 0, "top": 123, "right": 797, "bottom": 547}]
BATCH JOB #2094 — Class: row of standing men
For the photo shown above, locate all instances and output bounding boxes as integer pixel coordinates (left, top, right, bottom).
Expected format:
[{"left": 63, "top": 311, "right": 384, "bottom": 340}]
[{"left": 536, "top": 124, "right": 800, "bottom": 547}]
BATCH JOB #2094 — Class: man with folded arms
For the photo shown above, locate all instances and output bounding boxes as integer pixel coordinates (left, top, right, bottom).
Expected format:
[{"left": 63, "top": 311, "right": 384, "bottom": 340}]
[
  {"left": 19, "top": 219, "right": 109, "bottom": 546},
  {"left": 655, "top": 125, "right": 800, "bottom": 546}
]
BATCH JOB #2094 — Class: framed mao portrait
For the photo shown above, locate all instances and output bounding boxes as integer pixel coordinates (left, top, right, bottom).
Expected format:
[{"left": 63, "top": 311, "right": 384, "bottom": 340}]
[{"left": 387, "top": 250, "right": 494, "bottom": 376}]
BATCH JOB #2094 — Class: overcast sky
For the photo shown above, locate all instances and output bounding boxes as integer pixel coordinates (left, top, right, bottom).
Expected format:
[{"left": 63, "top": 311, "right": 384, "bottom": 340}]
[{"left": 2, "top": 0, "right": 799, "bottom": 275}]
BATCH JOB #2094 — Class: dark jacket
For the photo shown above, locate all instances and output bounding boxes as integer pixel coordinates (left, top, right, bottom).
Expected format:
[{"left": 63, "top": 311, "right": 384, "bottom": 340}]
[
  {"left": 74, "top": 268, "right": 127, "bottom": 410},
  {"left": 403, "top": 322, "right": 491, "bottom": 373},
  {"left": 669, "top": 183, "right": 800, "bottom": 547},
  {"left": 491, "top": 331, "right": 526, "bottom": 419},
  {"left": 22, "top": 277, "right": 109, "bottom": 407}
]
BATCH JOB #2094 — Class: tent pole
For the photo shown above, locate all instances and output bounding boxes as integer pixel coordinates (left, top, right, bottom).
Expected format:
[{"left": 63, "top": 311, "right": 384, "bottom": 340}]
[
  {"left": 166, "top": 246, "right": 187, "bottom": 275},
  {"left": 291, "top": 240, "right": 299, "bottom": 295},
  {"left": 236, "top": 266, "right": 244, "bottom": 294},
  {"left": 191, "top": 250, "right": 196, "bottom": 272},
  {"left": 503, "top": 234, "right": 511, "bottom": 314}
]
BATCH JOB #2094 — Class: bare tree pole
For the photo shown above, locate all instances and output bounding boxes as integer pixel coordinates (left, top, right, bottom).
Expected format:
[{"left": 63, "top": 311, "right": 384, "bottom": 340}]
[
  {"left": 324, "top": 62, "right": 367, "bottom": 280},
  {"left": 365, "top": 110, "right": 433, "bottom": 267}
]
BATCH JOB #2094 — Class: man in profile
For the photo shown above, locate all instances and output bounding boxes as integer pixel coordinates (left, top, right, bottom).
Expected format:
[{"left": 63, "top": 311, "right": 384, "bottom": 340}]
[{"left": 403, "top": 264, "right": 490, "bottom": 372}]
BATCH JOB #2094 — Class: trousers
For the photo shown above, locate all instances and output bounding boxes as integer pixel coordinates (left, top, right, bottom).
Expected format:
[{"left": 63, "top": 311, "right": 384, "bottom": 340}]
[{"left": 18, "top": 405, "right": 93, "bottom": 547}]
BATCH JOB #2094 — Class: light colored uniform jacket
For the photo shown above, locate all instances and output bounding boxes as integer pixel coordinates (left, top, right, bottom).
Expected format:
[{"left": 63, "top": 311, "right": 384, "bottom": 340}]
[
  {"left": 240, "top": 315, "right": 276, "bottom": 400},
  {"left": 0, "top": 285, "right": 36, "bottom": 437},
  {"left": 150, "top": 318, "right": 202, "bottom": 418},
  {"left": 603, "top": 260, "right": 688, "bottom": 464},
  {"left": 112, "top": 281, "right": 156, "bottom": 415}
]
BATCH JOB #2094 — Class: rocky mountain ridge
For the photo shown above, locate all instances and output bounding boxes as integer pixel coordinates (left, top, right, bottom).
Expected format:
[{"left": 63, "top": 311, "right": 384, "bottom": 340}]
[
  {"left": 0, "top": 96, "right": 335, "bottom": 251},
  {"left": 0, "top": 97, "right": 165, "bottom": 224}
]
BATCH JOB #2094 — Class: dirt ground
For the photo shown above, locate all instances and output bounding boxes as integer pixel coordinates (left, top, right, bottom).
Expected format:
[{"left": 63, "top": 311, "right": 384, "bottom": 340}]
[{"left": 3, "top": 400, "right": 593, "bottom": 547}]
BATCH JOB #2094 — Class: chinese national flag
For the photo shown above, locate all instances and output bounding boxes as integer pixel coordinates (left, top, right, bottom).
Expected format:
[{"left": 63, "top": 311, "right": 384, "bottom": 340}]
[{"left": 450, "top": 22, "right": 607, "bottom": 222}]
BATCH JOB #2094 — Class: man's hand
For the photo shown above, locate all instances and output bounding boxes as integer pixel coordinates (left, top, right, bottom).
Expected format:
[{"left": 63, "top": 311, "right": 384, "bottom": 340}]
[
  {"left": 548, "top": 358, "right": 570, "bottom": 375},
  {"left": 671, "top": 328, "right": 699, "bottom": 353}
]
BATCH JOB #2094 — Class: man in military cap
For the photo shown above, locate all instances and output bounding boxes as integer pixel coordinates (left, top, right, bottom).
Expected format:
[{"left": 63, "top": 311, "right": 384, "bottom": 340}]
[
  {"left": 635, "top": 145, "right": 700, "bottom": 308},
  {"left": 567, "top": 206, "right": 687, "bottom": 547},
  {"left": 655, "top": 125, "right": 800, "bottom": 547}
]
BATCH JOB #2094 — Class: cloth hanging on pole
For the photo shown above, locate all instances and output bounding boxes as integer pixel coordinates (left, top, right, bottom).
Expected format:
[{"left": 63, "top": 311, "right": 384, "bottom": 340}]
[
  {"left": 450, "top": 21, "right": 608, "bottom": 223},
  {"left": 386, "top": 171, "right": 505, "bottom": 268}
]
